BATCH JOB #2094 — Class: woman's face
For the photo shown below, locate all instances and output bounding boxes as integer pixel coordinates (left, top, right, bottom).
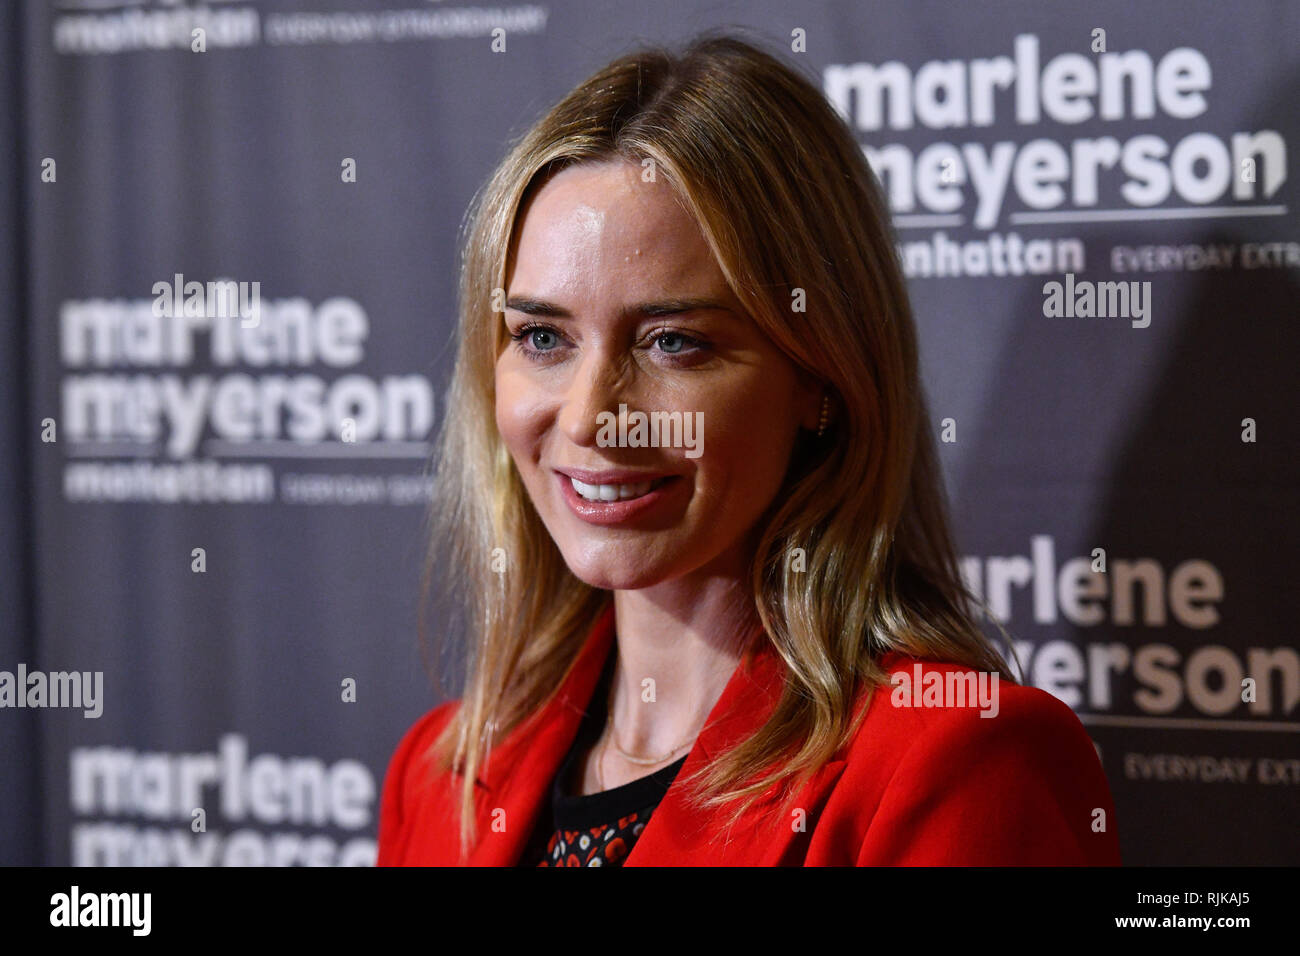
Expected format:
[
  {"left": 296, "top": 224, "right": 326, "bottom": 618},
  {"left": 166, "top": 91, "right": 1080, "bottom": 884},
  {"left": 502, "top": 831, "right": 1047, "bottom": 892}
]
[{"left": 495, "top": 159, "right": 820, "bottom": 591}]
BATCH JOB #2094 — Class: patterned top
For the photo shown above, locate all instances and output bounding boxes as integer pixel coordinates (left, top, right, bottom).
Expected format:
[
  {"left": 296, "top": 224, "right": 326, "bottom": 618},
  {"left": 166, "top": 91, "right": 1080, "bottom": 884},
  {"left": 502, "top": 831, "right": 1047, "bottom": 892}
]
[{"left": 518, "top": 651, "right": 687, "bottom": 867}]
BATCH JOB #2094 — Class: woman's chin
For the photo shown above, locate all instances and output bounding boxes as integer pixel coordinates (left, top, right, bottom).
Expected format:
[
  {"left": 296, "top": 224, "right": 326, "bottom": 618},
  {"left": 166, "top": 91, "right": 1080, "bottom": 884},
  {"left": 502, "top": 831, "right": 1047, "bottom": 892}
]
[{"left": 561, "top": 554, "right": 675, "bottom": 592}]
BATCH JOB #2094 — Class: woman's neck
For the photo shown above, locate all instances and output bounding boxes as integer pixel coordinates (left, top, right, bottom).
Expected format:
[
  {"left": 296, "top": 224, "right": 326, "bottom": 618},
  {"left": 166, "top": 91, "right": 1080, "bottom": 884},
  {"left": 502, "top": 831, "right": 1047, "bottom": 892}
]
[{"left": 604, "top": 574, "right": 759, "bottom": 768}]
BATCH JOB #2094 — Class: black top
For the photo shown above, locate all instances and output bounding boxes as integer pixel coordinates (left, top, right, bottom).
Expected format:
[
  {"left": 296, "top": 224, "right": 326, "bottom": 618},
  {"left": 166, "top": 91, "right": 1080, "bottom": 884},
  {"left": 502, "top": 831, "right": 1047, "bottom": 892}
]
[{"left": 518, "top": 650, "right": 687, "bottom": 866}]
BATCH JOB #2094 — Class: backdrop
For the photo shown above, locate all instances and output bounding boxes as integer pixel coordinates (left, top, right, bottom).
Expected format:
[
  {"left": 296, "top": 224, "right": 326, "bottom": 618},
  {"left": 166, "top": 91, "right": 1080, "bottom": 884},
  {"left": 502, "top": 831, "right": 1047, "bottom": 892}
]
[{"left": 2, "top": 0, "right": 1296, "bottom": 866}]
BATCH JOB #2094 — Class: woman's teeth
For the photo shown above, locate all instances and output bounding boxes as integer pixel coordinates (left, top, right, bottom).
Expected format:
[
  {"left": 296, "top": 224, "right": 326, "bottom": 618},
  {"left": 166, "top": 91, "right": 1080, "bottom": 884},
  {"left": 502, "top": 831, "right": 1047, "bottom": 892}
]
[{"left": 570, "top": 476, "right": 667, "bottom": 502}]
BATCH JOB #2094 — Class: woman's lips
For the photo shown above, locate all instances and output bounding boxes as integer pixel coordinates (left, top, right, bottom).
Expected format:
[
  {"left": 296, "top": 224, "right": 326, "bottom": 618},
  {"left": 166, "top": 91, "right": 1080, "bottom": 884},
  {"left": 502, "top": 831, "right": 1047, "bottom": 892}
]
[{"left": 555, "top": 470, "right": 684, "bottom": 525}]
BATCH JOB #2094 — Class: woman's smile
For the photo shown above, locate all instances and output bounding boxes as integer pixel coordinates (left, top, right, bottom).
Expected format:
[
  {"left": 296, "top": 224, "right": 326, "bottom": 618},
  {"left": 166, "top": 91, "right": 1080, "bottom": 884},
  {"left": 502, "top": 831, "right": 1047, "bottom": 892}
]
[{"left": 555, "top": 468, "right": 688, "bottom": 526}]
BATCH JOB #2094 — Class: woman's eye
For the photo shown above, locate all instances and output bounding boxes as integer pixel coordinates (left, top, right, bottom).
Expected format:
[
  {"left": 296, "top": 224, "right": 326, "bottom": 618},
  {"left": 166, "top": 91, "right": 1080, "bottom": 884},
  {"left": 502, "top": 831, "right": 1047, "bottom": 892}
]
[
  {"left": 650, "top": 329, "right": 711, "bottom": 357},
  {"left": 655, "top": 332, "right": 688, "bottom": 354},
  {"left": 510, "top": 323, "right": 563, "bottom": 356},
  {"left": 527, "top": 327, "right": 559, "bottom": 350}
]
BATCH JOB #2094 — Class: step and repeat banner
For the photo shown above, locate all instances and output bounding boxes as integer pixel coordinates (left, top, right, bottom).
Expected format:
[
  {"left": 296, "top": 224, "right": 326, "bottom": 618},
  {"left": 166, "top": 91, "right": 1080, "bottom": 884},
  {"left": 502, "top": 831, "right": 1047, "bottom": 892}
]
[{"left": 2, "top": 0, "right": 1296, "bottom": 866}]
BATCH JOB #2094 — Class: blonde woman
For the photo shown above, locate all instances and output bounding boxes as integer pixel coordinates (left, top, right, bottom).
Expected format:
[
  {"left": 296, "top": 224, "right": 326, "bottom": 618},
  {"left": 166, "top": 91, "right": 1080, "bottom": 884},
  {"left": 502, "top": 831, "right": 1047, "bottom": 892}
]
[{"left": 378, "top": 33, "right": 1120, "bottom": 866}]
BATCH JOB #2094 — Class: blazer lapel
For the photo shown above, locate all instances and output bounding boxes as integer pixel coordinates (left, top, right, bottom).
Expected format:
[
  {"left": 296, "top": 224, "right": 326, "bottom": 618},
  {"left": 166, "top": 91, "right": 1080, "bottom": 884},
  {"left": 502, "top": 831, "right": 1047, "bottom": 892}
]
[{"left": 464, "top": 603, "right": 616, "bottom": 865}]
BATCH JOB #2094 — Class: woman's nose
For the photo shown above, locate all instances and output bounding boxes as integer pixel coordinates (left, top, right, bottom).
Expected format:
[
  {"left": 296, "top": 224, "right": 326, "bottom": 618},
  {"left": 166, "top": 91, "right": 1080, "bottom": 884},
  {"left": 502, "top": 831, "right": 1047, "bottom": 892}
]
[{"left": 556, "top": 349, "right": 632, "bottom": 448}]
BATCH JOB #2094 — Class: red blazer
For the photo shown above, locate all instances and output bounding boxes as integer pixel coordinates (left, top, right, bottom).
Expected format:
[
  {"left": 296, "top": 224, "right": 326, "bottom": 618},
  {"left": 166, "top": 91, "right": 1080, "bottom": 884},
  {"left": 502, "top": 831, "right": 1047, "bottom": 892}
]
[{"left": 378, "top": 603, "right": 1121, "bottom": 865}]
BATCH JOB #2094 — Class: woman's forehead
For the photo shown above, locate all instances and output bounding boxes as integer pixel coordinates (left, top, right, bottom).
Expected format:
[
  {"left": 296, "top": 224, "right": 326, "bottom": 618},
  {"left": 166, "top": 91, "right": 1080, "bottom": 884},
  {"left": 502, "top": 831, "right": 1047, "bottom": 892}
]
[
  {"left": 507, "top": 162, "right": 728, "bottom": 302},
  {"left": 517, "top": 161, "right": 697, "bottom": 244}
]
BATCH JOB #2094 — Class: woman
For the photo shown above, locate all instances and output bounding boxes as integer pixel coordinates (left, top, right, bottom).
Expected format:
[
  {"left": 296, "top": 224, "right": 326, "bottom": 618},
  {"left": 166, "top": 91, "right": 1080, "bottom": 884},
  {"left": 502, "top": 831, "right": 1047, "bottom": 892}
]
[{"left": 378, "top": 33, "right": 1121, "bottom": 866}]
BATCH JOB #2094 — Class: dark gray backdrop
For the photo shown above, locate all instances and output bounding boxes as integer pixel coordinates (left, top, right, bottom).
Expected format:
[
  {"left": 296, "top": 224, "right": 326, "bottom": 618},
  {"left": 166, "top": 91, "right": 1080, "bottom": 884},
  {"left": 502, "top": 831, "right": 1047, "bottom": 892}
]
[{"left": 2, "top": 0, "right": 1296, "bottom": 865}]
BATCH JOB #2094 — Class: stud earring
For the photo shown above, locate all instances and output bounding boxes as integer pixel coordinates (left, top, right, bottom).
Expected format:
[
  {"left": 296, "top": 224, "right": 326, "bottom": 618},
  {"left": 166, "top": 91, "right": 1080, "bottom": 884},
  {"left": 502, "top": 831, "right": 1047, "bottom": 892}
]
[{"left": 816, "top": 394, "right": 831, "bottom": 437}]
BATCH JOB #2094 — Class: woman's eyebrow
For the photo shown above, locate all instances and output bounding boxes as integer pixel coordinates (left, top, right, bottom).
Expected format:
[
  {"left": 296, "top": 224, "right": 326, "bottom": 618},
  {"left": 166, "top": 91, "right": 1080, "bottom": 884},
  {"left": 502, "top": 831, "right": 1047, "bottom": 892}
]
[
  {"left": 504, "top": 296, "right": 569, "bottom": 317},
  {"left": 633, "top": 297, "right": 735, "bottom": 318},
  {"left": 503, "top": 296, "right": 735, "bottom": 318}
]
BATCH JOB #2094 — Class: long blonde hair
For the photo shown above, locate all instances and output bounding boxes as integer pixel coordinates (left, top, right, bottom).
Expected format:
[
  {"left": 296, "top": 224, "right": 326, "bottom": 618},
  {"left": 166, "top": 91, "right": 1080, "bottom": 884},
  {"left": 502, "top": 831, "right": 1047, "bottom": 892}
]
[{"left": 421, "top": 30, "right": 1017, "bottom": 859}]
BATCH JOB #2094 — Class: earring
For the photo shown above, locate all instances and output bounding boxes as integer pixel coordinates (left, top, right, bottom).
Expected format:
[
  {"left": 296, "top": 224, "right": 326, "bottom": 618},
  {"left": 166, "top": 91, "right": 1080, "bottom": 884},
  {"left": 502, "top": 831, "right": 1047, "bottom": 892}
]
[{"left": 816, "top": 394, "right": 831, "bottom": 437}]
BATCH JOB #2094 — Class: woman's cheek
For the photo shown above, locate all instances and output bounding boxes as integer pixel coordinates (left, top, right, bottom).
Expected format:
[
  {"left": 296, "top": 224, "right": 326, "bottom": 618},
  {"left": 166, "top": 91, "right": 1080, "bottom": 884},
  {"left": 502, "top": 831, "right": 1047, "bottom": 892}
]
[{"left": 495, "top": 371, "right": 545, "bottom": 447}]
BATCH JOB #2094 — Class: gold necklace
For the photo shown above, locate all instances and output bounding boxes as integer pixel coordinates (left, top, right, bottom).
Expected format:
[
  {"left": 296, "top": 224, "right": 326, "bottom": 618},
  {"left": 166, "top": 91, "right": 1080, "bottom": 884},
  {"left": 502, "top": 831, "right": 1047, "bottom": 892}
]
[
  {"left": 595, "top": 725, "right": 693, "bottom": 792},
  {"left": 598, "top": 660, "right": 702, "bottom": 776}
]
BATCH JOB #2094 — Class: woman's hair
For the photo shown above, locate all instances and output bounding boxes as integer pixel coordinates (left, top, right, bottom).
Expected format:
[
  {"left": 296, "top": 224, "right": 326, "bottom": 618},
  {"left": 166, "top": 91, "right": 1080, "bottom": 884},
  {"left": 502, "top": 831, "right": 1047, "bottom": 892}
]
[{"left": 421, "top": 29, "right": 1018, "bottom": 859}]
